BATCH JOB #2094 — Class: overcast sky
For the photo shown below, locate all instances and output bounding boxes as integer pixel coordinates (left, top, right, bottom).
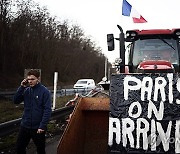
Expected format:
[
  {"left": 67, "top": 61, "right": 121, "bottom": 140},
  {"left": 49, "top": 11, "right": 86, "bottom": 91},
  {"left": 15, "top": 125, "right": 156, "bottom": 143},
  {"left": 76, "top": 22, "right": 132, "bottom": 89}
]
[{"left": 34, "top": 0, "right": 180, "bottom": 63}]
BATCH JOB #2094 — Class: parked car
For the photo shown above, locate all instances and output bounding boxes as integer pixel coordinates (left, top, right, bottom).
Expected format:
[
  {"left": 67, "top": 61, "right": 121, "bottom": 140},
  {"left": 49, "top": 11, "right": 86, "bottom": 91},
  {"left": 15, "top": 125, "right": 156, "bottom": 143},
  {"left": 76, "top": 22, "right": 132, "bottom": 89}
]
[{"left": 73, "top": 79, "right": 95, "bottom": 90}]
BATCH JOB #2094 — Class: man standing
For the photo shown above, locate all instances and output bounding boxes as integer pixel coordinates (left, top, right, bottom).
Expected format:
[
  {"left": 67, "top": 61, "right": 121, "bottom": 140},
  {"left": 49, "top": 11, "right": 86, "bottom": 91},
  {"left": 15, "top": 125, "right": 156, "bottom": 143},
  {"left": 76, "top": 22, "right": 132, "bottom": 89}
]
[{"left": 14, "top": 69, "right": 52, "bottom": 154}]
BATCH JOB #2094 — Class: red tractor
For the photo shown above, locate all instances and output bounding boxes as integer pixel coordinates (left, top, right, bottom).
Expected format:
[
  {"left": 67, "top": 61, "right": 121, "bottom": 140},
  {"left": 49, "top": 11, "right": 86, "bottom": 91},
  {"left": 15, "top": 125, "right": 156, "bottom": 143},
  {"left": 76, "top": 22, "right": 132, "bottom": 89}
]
[
  {"left": 57, "top": 26, "right": 180, "bottom": 154},
  {"left": 107, "top": 26, "right": 180, "bottom": 74}
]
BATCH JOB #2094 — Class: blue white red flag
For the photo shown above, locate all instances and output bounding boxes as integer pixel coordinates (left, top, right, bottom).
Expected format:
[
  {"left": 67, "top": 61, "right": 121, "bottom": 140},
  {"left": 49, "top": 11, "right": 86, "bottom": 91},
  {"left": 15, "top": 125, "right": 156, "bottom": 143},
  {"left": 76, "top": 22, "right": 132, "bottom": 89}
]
[{"left": 122, "top": 0, "right": 147, "bottom": 23}]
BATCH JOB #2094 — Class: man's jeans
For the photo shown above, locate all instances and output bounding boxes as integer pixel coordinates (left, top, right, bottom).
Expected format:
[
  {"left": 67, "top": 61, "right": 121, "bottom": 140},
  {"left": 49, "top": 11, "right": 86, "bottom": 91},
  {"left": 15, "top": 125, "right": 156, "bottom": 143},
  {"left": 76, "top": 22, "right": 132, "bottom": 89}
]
[{"left": 16, "top": 126, "right": 45, "bottom": 154}]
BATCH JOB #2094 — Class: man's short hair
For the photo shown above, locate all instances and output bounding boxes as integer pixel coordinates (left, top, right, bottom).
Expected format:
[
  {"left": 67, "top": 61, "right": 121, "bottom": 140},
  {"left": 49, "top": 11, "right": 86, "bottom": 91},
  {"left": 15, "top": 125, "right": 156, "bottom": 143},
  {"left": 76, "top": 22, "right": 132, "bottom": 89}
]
[{"left": 27, "top": 69, "right": 40, "bottom": 78}]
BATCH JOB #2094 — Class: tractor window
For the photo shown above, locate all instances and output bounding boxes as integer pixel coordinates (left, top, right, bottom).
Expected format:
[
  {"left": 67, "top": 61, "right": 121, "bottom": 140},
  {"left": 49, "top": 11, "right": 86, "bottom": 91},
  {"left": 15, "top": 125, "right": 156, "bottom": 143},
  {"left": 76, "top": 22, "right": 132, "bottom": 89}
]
[
  {"left": 132, "top": 39, "right": 179, "bottom": 67},
  {"left": 125, "top": 43, "right": 131, "bottom": 65}
]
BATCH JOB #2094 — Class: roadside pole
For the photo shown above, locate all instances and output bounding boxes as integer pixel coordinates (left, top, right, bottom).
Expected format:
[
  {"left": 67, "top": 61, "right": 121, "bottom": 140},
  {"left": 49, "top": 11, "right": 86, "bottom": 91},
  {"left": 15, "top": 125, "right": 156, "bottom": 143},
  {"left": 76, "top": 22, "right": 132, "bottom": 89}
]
[
  {"left": 52, "top": 72, "right": 58, "bottom": 110},
  {"left": 105, "top": 57, "right": 107, "bottom": 80}
]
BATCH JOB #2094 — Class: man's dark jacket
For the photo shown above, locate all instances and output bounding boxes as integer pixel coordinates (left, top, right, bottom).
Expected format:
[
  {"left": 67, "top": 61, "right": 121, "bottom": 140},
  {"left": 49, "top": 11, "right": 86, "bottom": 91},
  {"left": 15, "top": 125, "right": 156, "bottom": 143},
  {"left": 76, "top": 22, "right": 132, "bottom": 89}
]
[{"left": 14, "top": 83, "right": 52, "bottom": 130}]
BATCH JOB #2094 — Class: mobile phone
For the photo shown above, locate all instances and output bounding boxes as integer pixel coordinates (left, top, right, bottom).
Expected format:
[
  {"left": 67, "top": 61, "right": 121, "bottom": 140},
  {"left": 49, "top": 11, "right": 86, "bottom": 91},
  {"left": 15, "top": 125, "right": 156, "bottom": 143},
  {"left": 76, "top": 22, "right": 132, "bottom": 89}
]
[{"left": 23, "top": 79, "right": 29, "bottom": 86}]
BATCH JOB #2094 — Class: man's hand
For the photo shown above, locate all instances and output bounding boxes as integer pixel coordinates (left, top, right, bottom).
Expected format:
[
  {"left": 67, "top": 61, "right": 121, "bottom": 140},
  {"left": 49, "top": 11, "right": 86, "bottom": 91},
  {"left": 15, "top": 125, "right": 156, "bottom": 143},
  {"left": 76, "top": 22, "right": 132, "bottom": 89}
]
[
  {"left": 21, "top": 79, "right": 28, "bottom": 87},
  {"left": 37, "top": 128, "right": 45, "bottom": 134}
]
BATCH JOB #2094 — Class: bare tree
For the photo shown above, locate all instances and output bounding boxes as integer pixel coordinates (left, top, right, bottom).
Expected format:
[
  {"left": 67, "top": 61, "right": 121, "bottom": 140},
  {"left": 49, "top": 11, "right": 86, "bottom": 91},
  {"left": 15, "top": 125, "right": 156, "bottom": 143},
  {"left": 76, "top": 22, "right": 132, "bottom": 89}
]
[{"left": 0, "top": 0, "right": 109, "bottom": 89}]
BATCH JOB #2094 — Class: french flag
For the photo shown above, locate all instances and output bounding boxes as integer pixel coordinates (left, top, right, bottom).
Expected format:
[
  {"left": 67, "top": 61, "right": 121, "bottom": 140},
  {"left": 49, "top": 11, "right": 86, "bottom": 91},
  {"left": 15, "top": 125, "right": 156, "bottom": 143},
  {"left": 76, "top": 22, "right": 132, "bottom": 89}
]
[{"left": 122, "top": 0, "right": 147, "bottom": 23}]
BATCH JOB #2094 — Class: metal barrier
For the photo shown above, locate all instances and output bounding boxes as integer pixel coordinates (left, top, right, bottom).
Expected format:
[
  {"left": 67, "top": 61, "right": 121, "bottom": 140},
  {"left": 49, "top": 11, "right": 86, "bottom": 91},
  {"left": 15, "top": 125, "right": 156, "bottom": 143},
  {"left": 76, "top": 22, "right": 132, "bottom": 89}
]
[
  {"left": 0, "top": 105, "right": 74, "bottom": 137},
  {"left": 0, "top": 89, "right": 91, "bottom": 99}
]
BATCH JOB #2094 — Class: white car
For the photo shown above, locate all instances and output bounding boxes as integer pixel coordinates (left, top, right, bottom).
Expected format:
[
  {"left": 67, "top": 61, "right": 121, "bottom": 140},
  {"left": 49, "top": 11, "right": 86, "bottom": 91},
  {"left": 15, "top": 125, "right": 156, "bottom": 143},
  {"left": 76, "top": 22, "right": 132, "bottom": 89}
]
[{"left": 73, "top": 79, "right": 95, "bottom": 90}]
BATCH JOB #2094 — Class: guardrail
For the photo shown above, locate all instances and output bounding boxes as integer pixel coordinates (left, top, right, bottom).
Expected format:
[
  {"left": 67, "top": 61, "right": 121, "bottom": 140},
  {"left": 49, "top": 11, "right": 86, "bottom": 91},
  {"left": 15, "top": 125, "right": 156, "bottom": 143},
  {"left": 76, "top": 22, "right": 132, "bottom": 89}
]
[
  {"left": 0, "top": 89, "right": 91, "bottom": 99},
  {"left": 0, "top": 105, "right": 74, "bottom": 137}
]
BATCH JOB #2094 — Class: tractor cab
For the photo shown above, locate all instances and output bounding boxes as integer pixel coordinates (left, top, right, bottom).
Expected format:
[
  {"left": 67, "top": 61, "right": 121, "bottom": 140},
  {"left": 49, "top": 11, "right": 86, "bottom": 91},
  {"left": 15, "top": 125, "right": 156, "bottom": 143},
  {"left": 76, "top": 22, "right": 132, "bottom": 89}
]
[
  {"left": 125, "top": 29, "right": 180, "bottom": 73},
  {"left": 107, "top": 27, "right": 180, "bottom": 73}
]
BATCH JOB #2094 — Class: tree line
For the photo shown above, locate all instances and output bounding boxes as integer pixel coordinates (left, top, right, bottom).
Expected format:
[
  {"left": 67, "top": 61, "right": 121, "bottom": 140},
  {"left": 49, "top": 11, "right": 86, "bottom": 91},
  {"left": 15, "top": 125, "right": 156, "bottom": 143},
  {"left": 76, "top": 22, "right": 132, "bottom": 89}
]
[{"left": 0, "top": 0, "right": 108, "bottom": 89}]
